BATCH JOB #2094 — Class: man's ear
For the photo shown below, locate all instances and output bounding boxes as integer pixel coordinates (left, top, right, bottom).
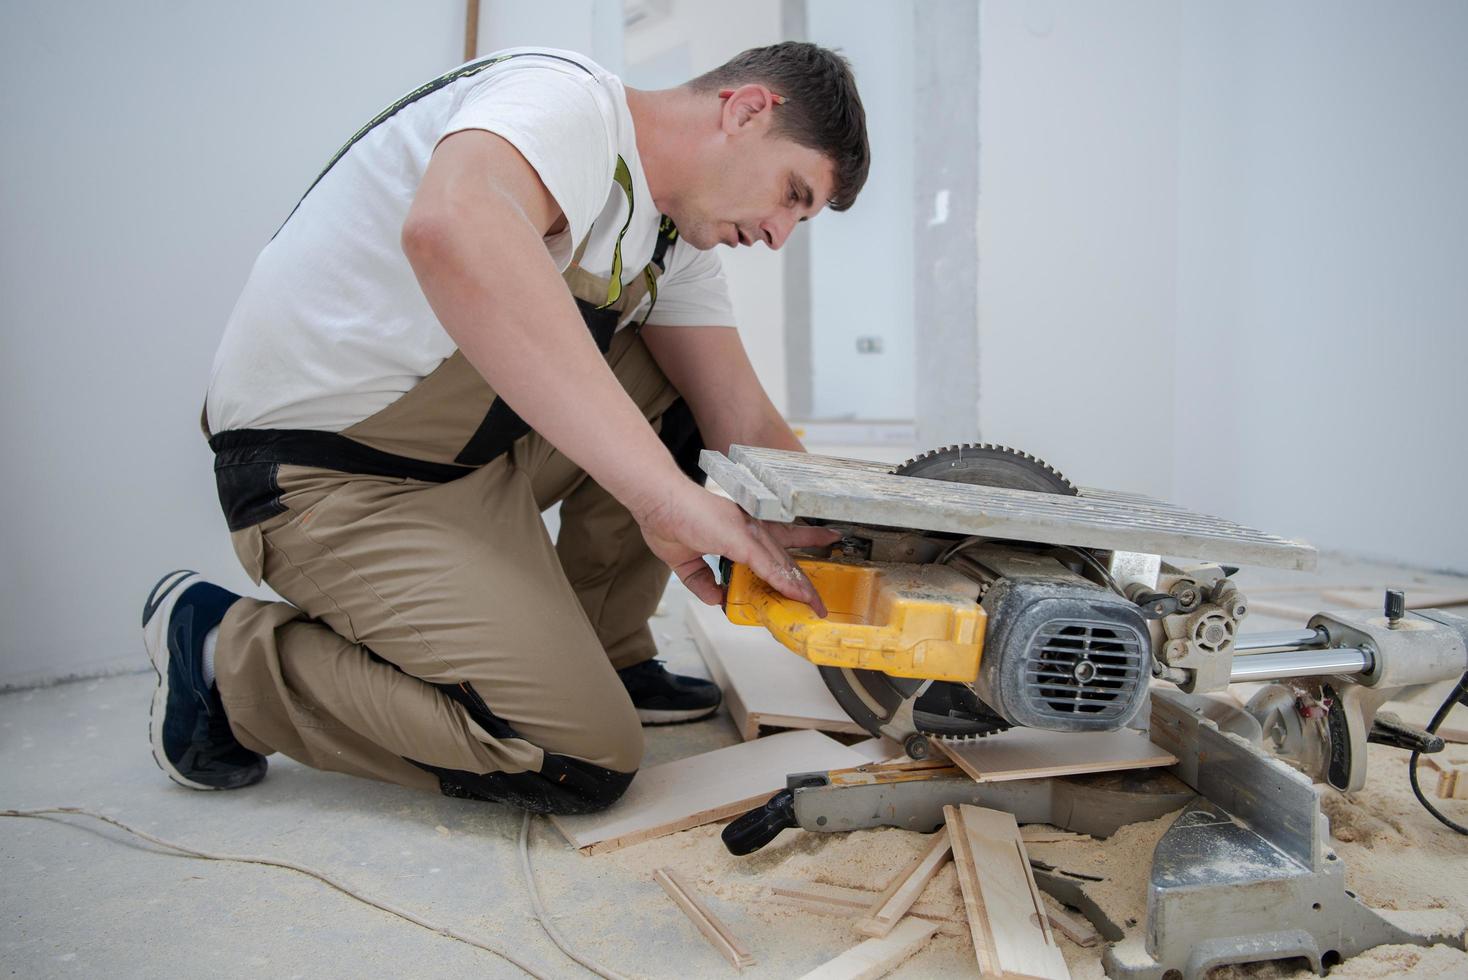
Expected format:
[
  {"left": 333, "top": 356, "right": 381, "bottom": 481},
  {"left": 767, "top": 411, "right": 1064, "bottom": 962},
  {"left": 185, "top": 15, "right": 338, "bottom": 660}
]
[{"left": 719, "top": 84, "right": 776, "bottom": 134}]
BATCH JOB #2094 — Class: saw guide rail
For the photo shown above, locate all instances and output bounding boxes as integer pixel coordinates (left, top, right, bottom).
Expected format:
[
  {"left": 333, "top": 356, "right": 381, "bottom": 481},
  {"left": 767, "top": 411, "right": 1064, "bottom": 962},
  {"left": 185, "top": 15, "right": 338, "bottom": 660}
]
[{"left": 699, "top": 444, "right": 1468, "bottom": 978}]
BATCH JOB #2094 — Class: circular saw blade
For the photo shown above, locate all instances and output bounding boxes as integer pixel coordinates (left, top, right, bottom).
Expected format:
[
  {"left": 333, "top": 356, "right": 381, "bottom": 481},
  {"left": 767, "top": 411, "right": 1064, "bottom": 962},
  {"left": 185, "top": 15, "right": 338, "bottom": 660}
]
[
  {"left": 821, "top": 444, "right": 1078, "bottom": 748},
  {"left": 891, "top": 443, "right": 1078, "bottom": 495}
]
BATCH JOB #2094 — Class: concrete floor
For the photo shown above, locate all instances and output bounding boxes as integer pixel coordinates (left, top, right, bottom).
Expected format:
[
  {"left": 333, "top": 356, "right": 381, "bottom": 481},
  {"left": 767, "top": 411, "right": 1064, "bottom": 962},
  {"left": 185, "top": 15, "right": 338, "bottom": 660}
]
[
  {"left": 0, "top": 594, "right": 739, "bottom": 979},
  {"left": 3, "top": 552, "right": 1466, "bottom": 978}
]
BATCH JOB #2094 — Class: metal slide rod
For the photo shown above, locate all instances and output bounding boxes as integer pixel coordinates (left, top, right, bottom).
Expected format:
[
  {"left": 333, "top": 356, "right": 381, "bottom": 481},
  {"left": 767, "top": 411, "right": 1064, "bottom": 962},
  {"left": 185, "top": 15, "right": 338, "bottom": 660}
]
[
  {"left": 1229, "top": 646, "right": 1373, "bottom": 683},
  {"left": 1234, "top": 628, "right": 1330, "bottom": 653}
]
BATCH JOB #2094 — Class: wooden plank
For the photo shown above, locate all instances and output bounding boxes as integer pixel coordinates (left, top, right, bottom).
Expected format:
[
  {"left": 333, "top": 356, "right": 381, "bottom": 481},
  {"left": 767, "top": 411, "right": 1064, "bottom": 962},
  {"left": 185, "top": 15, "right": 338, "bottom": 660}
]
[
  {"left": 767, "top": 881, "right": 964, "bottom": 933},
  {"left": 1437, "top": 768, "right": 1468, "bottom": 800},
  {"left": 768, "top": 898, "right": 964, "bottom": 938},
  {"left": 686, "top": 600, "right": 868, "bottom": 741},
  {"left": 654, "top": 867, "right": 755, "bottom": 970},
  {"left": 945, "top": 807, "right": 1000, "bottom": 975},
  {"left": 857, "top": 832, "right": 953, "bottom": 937},
  {"left": 935, "top": 728, "right": 1176, "bottom": 784},
  {"left": 1044, "top": 902, "right": 1100, "bottom": 948},
  {"left": 1021, "top": 833, "right": 1092, "bottom": 845},
  {"left": 946, "top": 804, "right": 1069, "bottom": 980},
  {"left": 797, "top": 916, "right": 938, "bottom": 980},
  {"left": 551, "top": 730, "right": 866, "bottom": 854}
]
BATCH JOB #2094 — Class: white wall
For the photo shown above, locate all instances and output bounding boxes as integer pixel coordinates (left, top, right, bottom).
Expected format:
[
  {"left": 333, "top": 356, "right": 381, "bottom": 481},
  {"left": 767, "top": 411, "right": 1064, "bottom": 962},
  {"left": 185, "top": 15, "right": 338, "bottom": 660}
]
[
  {"left": 976, "top": 0, "right": 1181, "bottom": 497},
  {"left": 976, "top": 0, "right": 1467, "bottom": 571},
  {"left": 806, "top": 0, "right": 915, "bottom": 420},
  {"left": 1173, "top": 1, "right": 1468, "bottom": 571},
  {"left": 0, "top": 1, "right": 587, "bottom": 686}
]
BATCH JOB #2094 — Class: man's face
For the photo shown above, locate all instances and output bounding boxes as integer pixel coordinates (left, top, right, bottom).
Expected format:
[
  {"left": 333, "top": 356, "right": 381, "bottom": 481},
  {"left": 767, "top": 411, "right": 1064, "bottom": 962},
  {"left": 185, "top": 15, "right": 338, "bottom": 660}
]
[{"left": 668, "top": 87, "right": 836, "bottom": 252}]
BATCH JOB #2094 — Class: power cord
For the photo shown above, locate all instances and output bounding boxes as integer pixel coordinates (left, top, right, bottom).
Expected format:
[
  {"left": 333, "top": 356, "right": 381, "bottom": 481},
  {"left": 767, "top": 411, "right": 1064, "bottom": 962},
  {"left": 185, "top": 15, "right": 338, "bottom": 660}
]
[
  {"left": 1407, "top": 670, "right": 1468, "bottom": 835},
  {"left": 0, "top": 806, "right": 630, "bottom": 979}
]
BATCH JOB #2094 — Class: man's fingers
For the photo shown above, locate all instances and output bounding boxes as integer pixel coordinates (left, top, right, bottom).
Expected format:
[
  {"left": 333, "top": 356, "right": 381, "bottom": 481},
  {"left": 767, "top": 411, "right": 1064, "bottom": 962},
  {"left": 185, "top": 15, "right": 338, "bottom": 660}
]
[
  {"left": 741, "top": 540, "right": 828, "bottom": 619},
  {"left": 674, "top": 558, "right": 724, "bottom": 606}
]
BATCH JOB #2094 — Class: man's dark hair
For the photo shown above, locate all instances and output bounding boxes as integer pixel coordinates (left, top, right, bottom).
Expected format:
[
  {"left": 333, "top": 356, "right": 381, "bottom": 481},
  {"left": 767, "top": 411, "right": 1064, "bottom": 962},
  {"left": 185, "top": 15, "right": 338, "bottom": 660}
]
[{"left": 689, "top": 42, "right": 869, "bottom": 212}]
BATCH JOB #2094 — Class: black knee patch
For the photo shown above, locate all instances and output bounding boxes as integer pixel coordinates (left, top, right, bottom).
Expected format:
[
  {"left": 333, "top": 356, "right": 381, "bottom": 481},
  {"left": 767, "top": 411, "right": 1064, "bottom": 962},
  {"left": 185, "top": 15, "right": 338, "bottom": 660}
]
[
  {"left": 411, "top": 755, "right": 636, "bottom": 814},
  {"left": 413, "top": 680, "right": 636, "bottom": 814}
]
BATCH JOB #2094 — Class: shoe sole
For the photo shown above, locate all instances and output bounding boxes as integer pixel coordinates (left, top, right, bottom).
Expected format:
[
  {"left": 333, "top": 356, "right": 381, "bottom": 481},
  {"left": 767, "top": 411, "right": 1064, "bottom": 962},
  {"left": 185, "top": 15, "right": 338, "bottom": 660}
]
[
  {"left": 636, "top": 705, "right": 721, "bottom": 725},
  {"left": 142, "top": 569, "right": 218, "bottom": 791}
]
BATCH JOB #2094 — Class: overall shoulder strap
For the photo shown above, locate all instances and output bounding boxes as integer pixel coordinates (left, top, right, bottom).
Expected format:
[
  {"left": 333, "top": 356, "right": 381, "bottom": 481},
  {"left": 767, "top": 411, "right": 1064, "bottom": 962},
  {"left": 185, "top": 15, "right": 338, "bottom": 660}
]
[{"left": 275, "top": 51, "right": 596, "bottom": 238}]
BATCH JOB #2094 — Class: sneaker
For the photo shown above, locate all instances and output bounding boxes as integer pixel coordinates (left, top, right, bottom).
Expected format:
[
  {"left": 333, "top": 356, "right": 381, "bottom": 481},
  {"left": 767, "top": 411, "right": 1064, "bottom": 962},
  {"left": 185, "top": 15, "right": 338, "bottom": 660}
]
[
  {"left": 616, "top": 659, "right": 722, "bottom": 725},
  {"left": 142, "top": 570, "right": 267, "bottom": 790}
]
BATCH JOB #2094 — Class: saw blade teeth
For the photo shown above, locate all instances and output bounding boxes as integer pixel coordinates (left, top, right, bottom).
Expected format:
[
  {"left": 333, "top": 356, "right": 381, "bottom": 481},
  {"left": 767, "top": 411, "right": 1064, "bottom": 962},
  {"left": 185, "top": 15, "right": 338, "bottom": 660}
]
[{"left": 890, "top": 443, "right": 1078, "bottom": 493}]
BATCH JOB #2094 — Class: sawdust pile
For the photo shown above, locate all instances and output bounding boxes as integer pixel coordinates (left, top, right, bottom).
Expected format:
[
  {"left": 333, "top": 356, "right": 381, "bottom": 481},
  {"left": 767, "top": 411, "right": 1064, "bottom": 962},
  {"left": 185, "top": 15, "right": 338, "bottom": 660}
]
[{"left": 592, "top": 733, "right": 1468, "bottom": 978}]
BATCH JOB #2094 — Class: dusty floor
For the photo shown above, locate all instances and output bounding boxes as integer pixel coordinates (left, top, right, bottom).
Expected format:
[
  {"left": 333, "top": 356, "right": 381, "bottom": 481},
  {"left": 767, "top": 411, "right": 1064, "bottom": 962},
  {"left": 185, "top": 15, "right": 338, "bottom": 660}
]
[{"left": 3, "top": 552, "right": 1468, "bottom": 978}]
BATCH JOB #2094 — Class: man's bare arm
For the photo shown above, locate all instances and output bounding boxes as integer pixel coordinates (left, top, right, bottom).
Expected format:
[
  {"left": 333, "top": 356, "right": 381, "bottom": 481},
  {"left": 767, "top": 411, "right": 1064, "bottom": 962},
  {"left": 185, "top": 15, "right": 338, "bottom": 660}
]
[
  {"left": 641, "top": 324, "right": 804, "bottom": 455},
  {"left": 401, "top": 131, "right": 835, "bottom": 608}
]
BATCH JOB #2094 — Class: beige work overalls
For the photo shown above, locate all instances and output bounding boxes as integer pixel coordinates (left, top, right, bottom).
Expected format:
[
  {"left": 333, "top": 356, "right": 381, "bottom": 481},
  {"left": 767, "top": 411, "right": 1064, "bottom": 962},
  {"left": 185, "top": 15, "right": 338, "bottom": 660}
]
[{"left": 207, "top": 137, "right": 696, "bottom": 813}]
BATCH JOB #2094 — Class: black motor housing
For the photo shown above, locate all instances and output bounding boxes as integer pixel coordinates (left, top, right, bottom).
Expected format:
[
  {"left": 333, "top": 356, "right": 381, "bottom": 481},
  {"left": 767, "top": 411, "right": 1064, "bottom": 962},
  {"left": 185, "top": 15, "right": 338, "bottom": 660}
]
[{"left": 973, "top": 559, "right": 1151, "bottom": 732}]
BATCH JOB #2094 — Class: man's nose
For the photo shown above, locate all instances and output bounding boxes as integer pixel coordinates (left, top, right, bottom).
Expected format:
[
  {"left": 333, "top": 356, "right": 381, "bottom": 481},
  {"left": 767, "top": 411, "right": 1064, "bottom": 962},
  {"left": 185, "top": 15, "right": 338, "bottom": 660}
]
[{"left": 759, "top": 213, "right": 798, "bottom": 251}]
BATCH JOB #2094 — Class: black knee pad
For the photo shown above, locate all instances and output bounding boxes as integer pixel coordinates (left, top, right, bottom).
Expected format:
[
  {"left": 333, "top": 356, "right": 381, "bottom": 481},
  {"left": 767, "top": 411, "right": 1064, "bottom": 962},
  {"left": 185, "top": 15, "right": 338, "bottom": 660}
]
[
  {"left": 412, "top": 756, "right": 636, "bottom": 814},
  {"left": 415, "top": 680, "right": 637, "bottom": 814}
]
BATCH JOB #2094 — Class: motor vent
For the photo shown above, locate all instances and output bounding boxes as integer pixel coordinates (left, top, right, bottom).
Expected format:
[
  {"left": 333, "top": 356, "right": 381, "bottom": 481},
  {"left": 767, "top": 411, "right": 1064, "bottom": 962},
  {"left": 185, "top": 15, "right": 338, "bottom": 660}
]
[{"left": 1022, "top": 619, "right": 1147, "bottom": 722}]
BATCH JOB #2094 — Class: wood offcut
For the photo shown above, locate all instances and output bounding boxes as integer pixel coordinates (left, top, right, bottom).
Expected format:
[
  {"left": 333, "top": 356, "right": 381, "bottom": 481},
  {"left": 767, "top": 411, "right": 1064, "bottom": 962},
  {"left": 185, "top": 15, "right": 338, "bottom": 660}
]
[
  {"left": 797, "top": 916, "right": 939, "bottom": 980},
  {"left": 856, "top": 831, "right": 953, "bottom": 938},
  {"left": 936, "top": 727, "right": 1176, "bottom": 784},
  {"left": 551, "top": 730, "right": 865, "bottom": 854},
  {"left": 686, "top": 599, "right": 867, "bottom": 741},
  {"left": 946, "top": 804, "right": 1069, "bottom": 979},
  {"left": 654, "top": 867, "right": 755, "bottom": 970}
]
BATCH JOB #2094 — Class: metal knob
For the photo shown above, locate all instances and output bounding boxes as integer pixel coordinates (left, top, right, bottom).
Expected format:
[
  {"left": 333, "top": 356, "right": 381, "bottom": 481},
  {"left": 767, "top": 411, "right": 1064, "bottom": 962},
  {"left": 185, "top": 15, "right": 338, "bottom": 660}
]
[{"left": 1385, "top": 589, "right": 1405, "bottom": 627}]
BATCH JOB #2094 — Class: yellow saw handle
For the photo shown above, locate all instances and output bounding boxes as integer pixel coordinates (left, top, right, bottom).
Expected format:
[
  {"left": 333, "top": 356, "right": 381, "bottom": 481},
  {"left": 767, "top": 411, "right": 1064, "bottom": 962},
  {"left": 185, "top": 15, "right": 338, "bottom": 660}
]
[{"left": 722, "top": 558, "right": 985, "bottom": 683}]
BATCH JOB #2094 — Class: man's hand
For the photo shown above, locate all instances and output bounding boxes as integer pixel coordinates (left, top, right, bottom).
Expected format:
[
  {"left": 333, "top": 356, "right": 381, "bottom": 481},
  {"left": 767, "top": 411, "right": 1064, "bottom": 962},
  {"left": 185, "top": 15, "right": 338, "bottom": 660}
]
[{"left": 635, "top": 480, "right": 840, "bottom": 615}]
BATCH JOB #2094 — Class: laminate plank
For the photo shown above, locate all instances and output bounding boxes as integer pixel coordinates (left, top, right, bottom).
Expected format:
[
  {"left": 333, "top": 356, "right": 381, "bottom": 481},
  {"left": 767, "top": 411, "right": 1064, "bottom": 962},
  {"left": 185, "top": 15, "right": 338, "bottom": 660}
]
[
  {"left": 797, "top": 916, "right": 938, "bottom": 980},
  {"left": 856, "top": 832, "right": 953, "bottom": 937},
  {"left": 686, "top": 599, "right": 868, "bottom": 740},
  {"left": 654, "top": 867, "right": 755, "bottom": 970},
  {"left": 935, "top": 727, "right": 1175, "bottom": 784},
  {"left": 551, "top": 730, "right": 866, "bottom": 855},
  {"left": 946, "top": 804, "right": 1069, "bottom": 979}
]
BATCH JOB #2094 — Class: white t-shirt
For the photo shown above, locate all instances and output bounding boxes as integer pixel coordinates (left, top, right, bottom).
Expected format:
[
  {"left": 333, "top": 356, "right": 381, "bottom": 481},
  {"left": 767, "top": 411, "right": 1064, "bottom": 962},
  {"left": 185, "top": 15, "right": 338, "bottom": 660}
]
[{"left": 206, "top": 48, "right": 734, "bottom": 434}]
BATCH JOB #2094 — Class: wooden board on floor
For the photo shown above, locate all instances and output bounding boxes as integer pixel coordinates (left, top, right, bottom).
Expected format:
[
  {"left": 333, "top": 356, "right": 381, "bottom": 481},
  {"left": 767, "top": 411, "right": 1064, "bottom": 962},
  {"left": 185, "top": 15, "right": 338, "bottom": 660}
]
[
  {"left": 767, "top": 880, "right": 964, "bottom": 932},
  {"left": 686, "top": 599, "right": 868, "bottom": 740},
  {"left": 935, "top": 727, "right": 1176, "bottom": 784},
  {"left": 857, "top": 831, "right": 953, "bottom": 937},
  {"left": 946, "top": 804, "right": 1069, "bottom": 979},
  {"left": 654, "top": 867, "right": 755, "bottom": 970},
  {"left": 797, "top": 915, "right": 938, "bottom": 980},
  {"left": 551, "top": 730, "right": 866, "bottom": 855}
]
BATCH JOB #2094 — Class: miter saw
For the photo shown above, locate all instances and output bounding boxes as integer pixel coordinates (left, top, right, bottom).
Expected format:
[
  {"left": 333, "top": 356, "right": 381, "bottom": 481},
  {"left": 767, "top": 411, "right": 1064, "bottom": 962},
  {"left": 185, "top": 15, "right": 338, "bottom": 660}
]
[{"left": 700, "top": 444, "right": 1468, "bottom": 979}]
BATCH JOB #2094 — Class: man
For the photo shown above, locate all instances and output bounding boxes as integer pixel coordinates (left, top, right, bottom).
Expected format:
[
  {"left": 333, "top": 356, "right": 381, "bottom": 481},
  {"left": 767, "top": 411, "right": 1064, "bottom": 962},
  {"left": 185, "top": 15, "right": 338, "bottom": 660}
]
[{"left": 143, "top": 42, "right": 869, "bottom": 814}]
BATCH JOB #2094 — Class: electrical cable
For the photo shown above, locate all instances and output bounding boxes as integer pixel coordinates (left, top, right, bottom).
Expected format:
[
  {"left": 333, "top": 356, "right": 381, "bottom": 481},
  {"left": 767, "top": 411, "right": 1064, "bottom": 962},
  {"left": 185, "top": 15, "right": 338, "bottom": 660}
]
[
  {"left": 1051, "top": 545, "right": 1128, "bottom": 598},
  {"left": 517, "top": 812, "right": 632, "bottom": 980},
  {"left": 1407, "top": 670, "right": 1468, "bottom": 835},
  {"left": 0, "top": 806, "right": 627, "bottom": 977}
]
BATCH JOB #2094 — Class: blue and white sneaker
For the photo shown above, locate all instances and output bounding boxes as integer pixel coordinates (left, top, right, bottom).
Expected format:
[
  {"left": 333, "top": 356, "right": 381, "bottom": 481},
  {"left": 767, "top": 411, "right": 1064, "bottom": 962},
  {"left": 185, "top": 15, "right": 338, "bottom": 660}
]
[{"left": 142, "top": 570, "right": 266, "bottom": 790}]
